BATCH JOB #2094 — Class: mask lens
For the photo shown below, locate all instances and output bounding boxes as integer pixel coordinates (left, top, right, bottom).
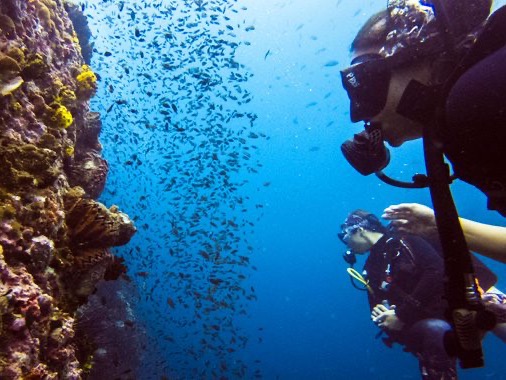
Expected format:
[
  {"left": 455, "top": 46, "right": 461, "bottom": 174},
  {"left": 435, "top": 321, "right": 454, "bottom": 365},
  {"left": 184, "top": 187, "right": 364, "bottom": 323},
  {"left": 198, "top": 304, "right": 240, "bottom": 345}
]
[
  {"left": 340, "top": 55, "right": 392, "bottom": 122},
  {"left": 338, "top": 225, "right": 360, "bottom": 244}
]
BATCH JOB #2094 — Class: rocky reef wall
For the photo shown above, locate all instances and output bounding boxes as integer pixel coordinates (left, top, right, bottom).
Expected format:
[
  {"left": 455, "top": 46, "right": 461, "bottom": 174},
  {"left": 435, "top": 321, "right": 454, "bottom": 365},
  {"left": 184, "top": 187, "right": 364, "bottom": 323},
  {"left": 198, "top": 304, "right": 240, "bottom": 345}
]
[{"left": 0, "top": 0, "right": 135, "bottom": 378}]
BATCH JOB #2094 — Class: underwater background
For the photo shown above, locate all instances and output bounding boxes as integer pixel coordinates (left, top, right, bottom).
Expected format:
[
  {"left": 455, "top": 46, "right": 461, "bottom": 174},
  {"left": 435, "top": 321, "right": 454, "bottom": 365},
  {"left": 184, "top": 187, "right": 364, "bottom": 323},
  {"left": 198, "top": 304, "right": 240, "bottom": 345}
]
[{"left": 81, "top": 0, "right": 506, "bottom": 378}]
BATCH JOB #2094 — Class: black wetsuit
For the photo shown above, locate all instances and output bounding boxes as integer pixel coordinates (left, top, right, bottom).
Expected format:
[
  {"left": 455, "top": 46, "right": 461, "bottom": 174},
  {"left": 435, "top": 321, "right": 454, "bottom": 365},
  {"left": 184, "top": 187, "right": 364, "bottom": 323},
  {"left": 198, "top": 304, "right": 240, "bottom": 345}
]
[
  {"left": 365, "top": 232, "right": 447, "bottom": 324},
  {"left": 364, "top": 232, "right": 456, "bottom": 379},
  {"left": 442, "top": 6, "right": 506, "bottom": 214}
]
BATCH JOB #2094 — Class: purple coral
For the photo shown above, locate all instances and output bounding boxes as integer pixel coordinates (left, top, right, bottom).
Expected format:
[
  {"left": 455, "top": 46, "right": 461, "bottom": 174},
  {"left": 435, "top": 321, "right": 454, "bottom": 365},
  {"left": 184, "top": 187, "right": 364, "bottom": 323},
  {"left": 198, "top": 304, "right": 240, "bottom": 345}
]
[{"left": 10, "top": 317, "right": 26, "bottom": 332}]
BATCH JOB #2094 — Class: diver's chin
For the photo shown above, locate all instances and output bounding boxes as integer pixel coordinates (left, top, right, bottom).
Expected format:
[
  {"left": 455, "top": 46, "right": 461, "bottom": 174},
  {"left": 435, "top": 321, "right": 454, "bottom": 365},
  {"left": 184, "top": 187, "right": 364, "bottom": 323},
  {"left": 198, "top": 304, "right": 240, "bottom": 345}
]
[
  {"left": 348, "top": 244, "right": 369, "bottom": 255},
  {"left": 385, "top": 137, "right": 403, "bottom": 148},
  {"left": 386, "top": 131, "right": 422, "bottom": 147}
]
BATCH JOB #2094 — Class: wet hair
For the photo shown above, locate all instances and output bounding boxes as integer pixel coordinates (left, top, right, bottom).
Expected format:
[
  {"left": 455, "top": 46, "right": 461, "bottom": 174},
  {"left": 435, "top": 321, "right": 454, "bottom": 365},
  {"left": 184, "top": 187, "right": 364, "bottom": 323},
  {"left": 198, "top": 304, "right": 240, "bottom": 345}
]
[
  {"left": 345, "top": 209, "right": 387, "bottom": 234},
  {"left": 351, "top": 0, "right": 492, "bottom": 56},
  {"left": 351, "top": 10, "right": 389, "bottom": 53}
]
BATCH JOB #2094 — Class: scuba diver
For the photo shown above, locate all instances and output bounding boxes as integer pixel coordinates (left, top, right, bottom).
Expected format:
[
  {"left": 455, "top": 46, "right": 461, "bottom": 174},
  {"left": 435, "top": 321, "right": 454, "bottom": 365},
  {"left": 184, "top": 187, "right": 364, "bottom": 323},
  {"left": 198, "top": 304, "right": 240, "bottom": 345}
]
[
  {"left": 339, "top": 210, "right": 455, "bottom": 379},
  {"left": 340, "top": 0, "right": 506, "bottom": 214},
  {"left": 338, "top": 0, "right": 506, "bottom": 370},
  {"left": 382, "top": 203, "right": 506, "bottom": 342}
]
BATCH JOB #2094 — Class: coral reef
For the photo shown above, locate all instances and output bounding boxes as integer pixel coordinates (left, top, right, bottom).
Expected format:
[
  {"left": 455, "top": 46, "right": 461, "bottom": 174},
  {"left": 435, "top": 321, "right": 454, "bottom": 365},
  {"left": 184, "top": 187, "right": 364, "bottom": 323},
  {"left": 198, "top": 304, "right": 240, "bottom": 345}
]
[
  {"left": 68, "top": 151, "right": 109, "bottom": 199},
  {"left": 0, "top": 0, "right": 135, "bottom": 378},
  {"left": 65, "top": 197, "right": 136, "bottom": 249}
]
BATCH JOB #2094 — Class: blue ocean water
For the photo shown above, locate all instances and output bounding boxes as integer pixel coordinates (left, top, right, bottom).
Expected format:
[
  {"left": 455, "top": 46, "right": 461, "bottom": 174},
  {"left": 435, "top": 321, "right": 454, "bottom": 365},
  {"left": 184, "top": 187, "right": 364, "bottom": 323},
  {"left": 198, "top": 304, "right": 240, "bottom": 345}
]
[{"left": 82, "top": 0, "right": 506, "bottom": 378}]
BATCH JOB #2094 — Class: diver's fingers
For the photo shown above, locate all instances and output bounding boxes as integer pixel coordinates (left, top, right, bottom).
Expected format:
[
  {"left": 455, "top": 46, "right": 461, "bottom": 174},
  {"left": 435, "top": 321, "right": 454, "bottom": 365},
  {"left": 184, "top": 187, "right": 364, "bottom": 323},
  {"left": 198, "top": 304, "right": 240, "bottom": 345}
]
[
  {"left": 389, "top": 219, "right": 409, "bottom": 226},
  {"left": 383, "top": 203, "right": 418, "bottom": 217},
  {"left": 372, "top": 304, "right": 389, "bottom": 316},
  {"left": 372, "top": 305, "right": 388, "bottom": 313},
  {"left": 384, "top": 203, "right": 413, "bottom": 212},
  {"left": 382, "top": 211, "right": 412, "bottom": 220},
  {"left": 371, "top": 309, "right": 381, "bottom": 318},
  {"left": 382, "top": 209, "right": 411, "bottom": 220},
  {"left": 389, "top": 203, "right": 418, "bottom": 210},
  {"left": 388, "top": 220, "right": 410, "bottom": 232},
  {"left": 372, "top": 311, "right": 391, "bottom": 323}
]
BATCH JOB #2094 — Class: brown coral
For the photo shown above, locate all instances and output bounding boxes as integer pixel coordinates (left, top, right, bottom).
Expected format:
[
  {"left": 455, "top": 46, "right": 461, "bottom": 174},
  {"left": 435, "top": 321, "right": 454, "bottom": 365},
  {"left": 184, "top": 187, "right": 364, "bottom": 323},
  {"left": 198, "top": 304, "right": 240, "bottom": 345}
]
[
  {"left": 0, "top": 140, "right": 61, "bottom": 191},
  {"left": 73, "top": 248, "right": 112, "bottom": 271},
  {"left": 18, "top": 190, "right": 66, "bottom": 240},
  {"left": 0, "top": 53, "right": 23, "bottom": 96},
  {"left": 68, "top": 151, "right": 109, "bottom": 199},
  {"left": 75, "top": 111, "right": 102, "bottom": 152},
  {"left": 0, "top": 14, "right": 16, "bottom": 38},
  {"left": 65, "top": 198, "right": 136, "bottom": 249},
  {"left": 0, "top": 54, "right": 21, "bottom": 78},
  {"left": 21, "top": 53, "right": 48, "bottom": 81},
  {"left": 72, "top": 248, "right": 113, "bottom": 297}
]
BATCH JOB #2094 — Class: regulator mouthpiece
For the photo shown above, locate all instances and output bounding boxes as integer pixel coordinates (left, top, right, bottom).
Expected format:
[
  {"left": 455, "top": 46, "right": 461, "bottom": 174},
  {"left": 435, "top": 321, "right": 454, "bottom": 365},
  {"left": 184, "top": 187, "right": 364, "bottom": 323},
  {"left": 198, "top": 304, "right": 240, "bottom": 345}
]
[{"left": 341, "top": 122, "right": 390, "bottom": 175}]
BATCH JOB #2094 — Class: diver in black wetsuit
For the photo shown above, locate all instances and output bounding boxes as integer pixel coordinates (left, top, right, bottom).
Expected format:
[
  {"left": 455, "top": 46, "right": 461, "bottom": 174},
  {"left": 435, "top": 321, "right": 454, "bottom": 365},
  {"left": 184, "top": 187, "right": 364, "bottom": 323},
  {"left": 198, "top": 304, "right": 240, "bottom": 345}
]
[
  {"left": 339, "top": 0, "right": 506, "bottom": 215},
  {"left": 339, "top": 210, "right": 455, "bottom": 379}
]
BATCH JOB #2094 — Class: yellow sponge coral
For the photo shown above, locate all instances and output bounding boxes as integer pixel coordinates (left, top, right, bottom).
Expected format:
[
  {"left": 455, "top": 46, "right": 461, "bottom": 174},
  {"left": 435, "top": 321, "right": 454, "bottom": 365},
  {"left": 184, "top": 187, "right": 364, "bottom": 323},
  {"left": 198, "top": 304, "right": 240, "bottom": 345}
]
[
  {"left": 76, "top": 64, "right": 97, "bottom": 83},
  {"left": 76, "top": 64, "right": 97, "bottom": 99},
  {"left": 65, "top": 145, "right": 75, "bottom": 157},
  {"left": 56, "top": 87, "right": 77, "bottom": 107},
  {"left": 52, "top": 105, "right": 73, "bottom": 129}
]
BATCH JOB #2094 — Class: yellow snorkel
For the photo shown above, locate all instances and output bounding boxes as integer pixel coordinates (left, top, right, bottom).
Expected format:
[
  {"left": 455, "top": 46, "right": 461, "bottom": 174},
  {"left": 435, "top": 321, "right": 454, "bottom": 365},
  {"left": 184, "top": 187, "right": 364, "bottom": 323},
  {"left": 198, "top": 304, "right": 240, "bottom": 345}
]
[{"left": 346, "top": 267, "right": 374, "bottom": 295}]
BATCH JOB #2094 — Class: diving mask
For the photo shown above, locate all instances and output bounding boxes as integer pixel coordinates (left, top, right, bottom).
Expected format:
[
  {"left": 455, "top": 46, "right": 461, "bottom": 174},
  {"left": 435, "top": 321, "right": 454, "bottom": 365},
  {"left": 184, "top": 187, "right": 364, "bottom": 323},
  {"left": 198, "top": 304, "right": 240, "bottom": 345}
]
[
  {"left": 338, "top": 224, "right": 362, "bottom": 244},
  {"left": 340, "top": 54, "right": 392, "bottom": 122},
  {"left": 338, "top": 212, "right": 380, "bottom": 244}
]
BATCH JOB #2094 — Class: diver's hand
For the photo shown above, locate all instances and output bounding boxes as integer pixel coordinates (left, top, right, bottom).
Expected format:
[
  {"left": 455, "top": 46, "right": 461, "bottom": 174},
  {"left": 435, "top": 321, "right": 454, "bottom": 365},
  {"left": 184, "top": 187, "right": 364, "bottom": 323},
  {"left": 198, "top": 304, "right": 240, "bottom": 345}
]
[
  {"left": 371, "top": 304, "right": 404, "bottom": 331},
  {"left": 371, "top": 303, "right": 390, "bottom": 320},
  {"left": 382, "top": 203, "right": 438, "bottom": 240}
]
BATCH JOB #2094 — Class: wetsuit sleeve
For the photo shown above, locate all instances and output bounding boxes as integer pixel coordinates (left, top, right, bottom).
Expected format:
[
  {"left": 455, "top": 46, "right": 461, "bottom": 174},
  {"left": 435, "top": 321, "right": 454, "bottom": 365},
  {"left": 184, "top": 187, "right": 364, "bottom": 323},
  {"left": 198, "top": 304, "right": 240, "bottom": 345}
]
[{"left": 393, "top": 236, "right": 446, "bottom": 325}]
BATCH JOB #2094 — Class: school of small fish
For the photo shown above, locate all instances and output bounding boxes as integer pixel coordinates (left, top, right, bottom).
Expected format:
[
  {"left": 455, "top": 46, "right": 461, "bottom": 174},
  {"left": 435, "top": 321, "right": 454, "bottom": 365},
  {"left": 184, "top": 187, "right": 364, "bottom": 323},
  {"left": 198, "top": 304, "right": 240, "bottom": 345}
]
[{"left": 81, "top": 0, "right": 266, "bottom": 377}]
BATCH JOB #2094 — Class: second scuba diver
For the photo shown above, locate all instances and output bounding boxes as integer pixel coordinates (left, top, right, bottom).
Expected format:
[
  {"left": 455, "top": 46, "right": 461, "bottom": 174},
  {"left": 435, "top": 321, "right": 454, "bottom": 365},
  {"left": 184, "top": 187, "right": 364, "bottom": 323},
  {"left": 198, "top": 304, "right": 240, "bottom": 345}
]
[{"left": 339, "top": 210, "right": 456, "bottom": 380}]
